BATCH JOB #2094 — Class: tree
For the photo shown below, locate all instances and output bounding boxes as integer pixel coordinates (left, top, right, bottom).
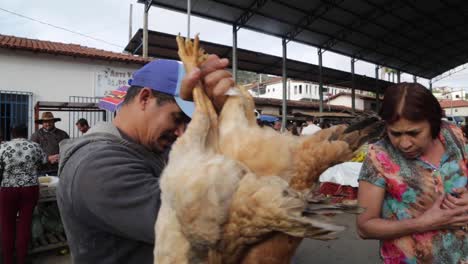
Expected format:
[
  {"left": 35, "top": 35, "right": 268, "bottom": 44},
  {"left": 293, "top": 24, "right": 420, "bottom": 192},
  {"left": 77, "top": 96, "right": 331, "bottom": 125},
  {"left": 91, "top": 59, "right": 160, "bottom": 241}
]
[{"left": 236, "top": 70, "right": 258, "bottom": 85}]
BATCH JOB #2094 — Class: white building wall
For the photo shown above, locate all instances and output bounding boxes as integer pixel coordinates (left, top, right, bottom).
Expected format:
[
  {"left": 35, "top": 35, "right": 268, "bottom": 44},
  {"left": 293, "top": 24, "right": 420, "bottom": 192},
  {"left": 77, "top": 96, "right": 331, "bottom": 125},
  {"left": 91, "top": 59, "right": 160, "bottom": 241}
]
[
  {"left": 261, "top": 82, "right": 284, "bottom": 99},
  {"left": 438, "top": 90, "right": 467, "bottom": 100},
  {"left": 328, "top": 96, "right": 365, "bottom": 110},
  {"left": 259, "top": 79, "right": 351, "bottom": 102},
  {"left": 0, "top": 49, "right": 142, "bottom": 136},
  {"left": 447, "top": 89, "right": 466, "bottom": 100},
  {"left": 444, "top": 107, "right": 468, "bottom": 117}
]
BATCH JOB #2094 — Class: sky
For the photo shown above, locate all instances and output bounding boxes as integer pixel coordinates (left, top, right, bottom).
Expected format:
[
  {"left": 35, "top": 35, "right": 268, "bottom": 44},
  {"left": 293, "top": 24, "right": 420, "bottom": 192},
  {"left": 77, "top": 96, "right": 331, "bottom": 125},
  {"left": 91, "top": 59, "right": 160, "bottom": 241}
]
[{"left": 1, "top": 0, "right": 467, "bottom": 89}]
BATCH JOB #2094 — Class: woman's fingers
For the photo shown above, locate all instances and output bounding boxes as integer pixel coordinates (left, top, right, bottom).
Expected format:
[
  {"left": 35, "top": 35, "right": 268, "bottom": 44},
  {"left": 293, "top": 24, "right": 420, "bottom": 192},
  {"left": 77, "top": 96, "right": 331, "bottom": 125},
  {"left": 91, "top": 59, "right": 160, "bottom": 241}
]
[{"left": 442, "top": 194, "right": 459, "bottom": 209}]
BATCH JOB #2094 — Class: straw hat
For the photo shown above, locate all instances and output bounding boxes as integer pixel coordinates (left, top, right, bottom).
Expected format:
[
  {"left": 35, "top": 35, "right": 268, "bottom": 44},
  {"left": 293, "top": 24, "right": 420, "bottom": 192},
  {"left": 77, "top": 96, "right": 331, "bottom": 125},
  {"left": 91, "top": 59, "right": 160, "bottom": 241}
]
[{"left": 35, "top": 112, "right": 61, "bottom": 124}]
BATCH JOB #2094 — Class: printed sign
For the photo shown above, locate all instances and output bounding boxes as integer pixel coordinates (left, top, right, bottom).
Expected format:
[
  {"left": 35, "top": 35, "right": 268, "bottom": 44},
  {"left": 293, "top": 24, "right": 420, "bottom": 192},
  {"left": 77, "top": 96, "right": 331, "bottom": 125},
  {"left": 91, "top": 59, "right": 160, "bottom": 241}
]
[{"left": 95, "top": 67, "right": 133, "bottom": 97}]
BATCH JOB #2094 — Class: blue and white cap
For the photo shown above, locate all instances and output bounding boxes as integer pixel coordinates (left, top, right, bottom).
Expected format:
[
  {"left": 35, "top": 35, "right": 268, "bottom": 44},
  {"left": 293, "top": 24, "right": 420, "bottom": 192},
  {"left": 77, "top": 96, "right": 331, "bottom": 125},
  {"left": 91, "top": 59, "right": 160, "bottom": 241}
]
[{"left": 131, "top": 59, "right": 194, "bottom": 117}]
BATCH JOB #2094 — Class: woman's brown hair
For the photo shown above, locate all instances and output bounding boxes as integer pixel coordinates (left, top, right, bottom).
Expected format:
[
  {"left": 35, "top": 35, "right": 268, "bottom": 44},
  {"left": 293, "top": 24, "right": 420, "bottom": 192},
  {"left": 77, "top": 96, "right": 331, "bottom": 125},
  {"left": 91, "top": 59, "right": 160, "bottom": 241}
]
[{"left": 380, "top": 82, "right": 443, "bottom": 138}]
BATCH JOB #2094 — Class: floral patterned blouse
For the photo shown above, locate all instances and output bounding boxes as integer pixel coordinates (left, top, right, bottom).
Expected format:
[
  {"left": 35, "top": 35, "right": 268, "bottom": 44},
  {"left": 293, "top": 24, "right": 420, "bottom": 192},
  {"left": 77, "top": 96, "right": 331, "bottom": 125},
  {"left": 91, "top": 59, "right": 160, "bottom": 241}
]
[
  {"left": 0, "top": 138, "right": 47, "bottom": 187},
  {"left": 359, "top": 123, "right": 468, "bottom": 264}
]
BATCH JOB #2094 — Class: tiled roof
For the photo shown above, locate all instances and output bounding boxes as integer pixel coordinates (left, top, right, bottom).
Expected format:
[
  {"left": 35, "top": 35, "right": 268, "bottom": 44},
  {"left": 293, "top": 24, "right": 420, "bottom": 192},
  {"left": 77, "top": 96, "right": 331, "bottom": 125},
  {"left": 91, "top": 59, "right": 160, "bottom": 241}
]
[
  {"left": 0, "top": 34, "right": 150, "bottom": 64},
  {"left": 439, "top": 100, "right": 468, "bottom": 108}
]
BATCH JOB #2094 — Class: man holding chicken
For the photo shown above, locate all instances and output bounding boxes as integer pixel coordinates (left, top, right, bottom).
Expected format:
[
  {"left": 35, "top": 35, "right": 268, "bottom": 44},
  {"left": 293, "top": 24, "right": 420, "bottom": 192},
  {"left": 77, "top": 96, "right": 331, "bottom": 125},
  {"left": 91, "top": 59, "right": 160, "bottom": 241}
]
[{"left": 57, "top": 55, "right": 233, "bottom": 264}]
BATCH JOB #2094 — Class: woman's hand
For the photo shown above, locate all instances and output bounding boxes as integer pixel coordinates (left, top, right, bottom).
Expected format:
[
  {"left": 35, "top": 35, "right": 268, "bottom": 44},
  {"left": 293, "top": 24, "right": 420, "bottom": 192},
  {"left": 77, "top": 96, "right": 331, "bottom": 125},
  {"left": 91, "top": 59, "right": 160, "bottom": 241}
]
[
  {"left": 418, "top": 194, "right": 468, "bottom": 231},
  {"left": 442, "top": 187, "right": 468, "bottom": 209}
]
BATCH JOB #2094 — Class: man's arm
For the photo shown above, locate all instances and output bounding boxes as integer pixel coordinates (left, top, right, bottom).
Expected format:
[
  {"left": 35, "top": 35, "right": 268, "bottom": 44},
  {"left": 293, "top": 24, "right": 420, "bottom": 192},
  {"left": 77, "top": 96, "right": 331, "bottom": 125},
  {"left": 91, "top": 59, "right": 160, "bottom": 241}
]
[
  {"left": 61, "top": 130, "right": 70, "bottom": 140},
  {"left": 71, "top": 144, "right": 162, "bottom": 244},
  {"left": 30, "top": 131, "right": 39, "bottom": 143}
]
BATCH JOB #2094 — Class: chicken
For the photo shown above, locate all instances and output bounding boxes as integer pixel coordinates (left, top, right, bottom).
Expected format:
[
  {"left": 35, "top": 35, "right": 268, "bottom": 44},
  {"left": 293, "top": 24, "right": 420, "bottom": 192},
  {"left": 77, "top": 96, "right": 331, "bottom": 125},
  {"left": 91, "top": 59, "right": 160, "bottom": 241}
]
[{"left": 154, "top": 35, "right": 384, "bottom": 264}]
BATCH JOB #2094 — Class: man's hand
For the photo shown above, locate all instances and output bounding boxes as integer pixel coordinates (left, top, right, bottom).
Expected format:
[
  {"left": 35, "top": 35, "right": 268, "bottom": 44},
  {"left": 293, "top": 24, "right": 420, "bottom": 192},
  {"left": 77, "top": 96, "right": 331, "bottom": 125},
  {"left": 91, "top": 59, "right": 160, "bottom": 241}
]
[
  {"left": 48, "top": 154, "right": 59, "bottom": 164},
  {"left": 180, "top": 54, "right": 234, "bottom": 112}
]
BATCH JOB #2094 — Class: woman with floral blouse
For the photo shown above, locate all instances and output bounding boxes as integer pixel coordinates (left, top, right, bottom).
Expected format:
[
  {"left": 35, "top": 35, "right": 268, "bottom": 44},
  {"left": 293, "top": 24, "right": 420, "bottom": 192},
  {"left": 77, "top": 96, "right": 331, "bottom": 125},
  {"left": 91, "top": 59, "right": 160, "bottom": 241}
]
[
  {"left": 0, "top": 124, "right": 47, "bottom": 264},
  {"left": 357, "top": 82, "right": 468, "bottom": 263}
]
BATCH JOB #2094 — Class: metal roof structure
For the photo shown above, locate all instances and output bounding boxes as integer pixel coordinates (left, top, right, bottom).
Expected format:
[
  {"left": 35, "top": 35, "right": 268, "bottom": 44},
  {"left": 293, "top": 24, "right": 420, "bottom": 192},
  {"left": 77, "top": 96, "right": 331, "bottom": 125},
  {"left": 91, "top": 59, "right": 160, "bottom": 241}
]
[
  {"left": 125, "top": 30, "right": 394, "bottom": 92},
  {"left": 139, "top": 0, "right": 468, "bottom": 80}
]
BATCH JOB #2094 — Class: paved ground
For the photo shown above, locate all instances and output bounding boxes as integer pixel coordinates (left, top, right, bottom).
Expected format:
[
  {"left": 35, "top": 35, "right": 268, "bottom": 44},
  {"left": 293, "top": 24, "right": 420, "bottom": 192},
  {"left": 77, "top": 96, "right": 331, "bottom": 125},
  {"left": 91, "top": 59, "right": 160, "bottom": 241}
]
[
  {"left": 30, "top": 249, "right": 70, "bottom": 264},
  {"left": 32, "top": 214, "right": 380, "bottom": 264},
  {"left": 294, "top": 214, "right": 380, "bottom": 263}
]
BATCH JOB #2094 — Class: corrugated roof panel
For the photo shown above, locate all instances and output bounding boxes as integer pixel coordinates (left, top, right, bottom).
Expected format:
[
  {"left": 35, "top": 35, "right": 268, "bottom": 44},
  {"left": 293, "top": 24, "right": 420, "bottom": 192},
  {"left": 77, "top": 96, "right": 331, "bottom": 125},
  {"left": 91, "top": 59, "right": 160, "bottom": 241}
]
[
  {"left": 140, "top": 0, "right": 468, "bottom": 79},
  {"left": 125, "top": 30, "right": 394, "bottom": 93}
]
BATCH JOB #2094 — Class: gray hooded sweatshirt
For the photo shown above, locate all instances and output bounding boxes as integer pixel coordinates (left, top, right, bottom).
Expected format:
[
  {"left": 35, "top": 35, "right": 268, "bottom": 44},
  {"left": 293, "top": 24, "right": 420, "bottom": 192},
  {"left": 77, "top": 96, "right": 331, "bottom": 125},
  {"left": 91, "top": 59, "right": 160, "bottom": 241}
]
[{"left": 57, "top": 123, "right": 166, "bottom": 264}]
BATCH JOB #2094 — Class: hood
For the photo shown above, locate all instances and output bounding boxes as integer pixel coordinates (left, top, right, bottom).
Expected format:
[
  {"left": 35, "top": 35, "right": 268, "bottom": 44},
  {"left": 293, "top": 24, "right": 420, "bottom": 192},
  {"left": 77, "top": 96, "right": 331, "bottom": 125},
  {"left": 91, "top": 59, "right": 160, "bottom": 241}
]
[{"left": 58, "top": 122, "right": 124, "bottom": 176}]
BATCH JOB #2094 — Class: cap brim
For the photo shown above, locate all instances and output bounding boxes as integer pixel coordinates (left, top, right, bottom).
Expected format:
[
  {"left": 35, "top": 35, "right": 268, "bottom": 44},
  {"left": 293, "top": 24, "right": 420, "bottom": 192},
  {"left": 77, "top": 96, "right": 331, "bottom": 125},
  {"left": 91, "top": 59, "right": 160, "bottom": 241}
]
[
  {"left": 174, "top": 63, "right": 194, "bottom": 118},
  {"left": 175, "top": 96, "right": 194, "bottom": 118}
]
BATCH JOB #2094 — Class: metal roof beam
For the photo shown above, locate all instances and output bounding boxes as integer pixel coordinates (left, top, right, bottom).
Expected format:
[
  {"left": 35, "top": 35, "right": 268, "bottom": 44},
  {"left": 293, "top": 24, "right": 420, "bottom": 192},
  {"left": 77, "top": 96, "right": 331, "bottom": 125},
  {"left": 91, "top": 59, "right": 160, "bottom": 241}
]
[
  {"left": 144, "top": 0, "right": 154, "bottom": 12},
  {"left": 406, "top": 1, "right": 456, "bottom": 31},
  {"left": 321, "top": 0, "right": 445, "bottom": 73},
  {"left": 233, "top": 0, "right": 270, "bottom": 31},
  {"left": 273, "top": 0, "right": 437, "bottom": 73},
  {"left": 148, "top": 0, "right": 434, "bottom": 77},
  {"left": 405, "top": 1, "right": 468, "bottom": 63},
  {"left": 209, "top": 0, "right": 404, "bottom": 66},
  {"left": 362, "top": 0, "right": 464, "bottom": 75},
  {"left": 426, "top": 0, "right": 468, "bottom": 61},
  {"left": 272, "top": 0, "right": 342, "bottom": 43},
  {"left": 213, "top": 4, "right": 396, "bottom": 65},
  {"left": 320, "top": 0, "right": 400, "bottom": 50}
]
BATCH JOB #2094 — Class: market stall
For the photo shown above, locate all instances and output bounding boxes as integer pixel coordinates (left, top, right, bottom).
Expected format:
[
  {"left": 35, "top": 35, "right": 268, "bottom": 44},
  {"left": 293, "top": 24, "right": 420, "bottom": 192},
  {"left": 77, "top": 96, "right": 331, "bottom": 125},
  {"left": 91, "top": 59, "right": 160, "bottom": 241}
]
[
  {"left": 29, "top": 176, "right": 67, "bottom": 254},
  {"left": 318, "top": 144, "right": 368, "bottom": 202}
]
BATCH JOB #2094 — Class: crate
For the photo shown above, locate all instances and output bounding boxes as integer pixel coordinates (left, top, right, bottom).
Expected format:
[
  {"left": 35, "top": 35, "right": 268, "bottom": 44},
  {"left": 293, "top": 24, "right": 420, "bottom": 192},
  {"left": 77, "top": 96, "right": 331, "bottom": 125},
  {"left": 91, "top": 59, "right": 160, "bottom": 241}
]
[{"left": 39, "top": 185, "right": 56, "bottom": 199}]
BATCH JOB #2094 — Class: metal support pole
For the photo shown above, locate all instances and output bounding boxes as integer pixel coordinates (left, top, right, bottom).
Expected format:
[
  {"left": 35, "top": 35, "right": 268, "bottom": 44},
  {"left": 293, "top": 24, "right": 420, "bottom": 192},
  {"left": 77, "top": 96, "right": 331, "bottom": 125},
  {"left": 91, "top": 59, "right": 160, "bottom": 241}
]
[
  {"left": 413, "top": 75, "right": 417, "bottom": 83},
  {"left": 351, "top": 58, "right": 356, "bottom": 113},
  {"left": 232, "top": 25, "right": 238, "bottom": 83},
  {"left": 429, "top": 79, "right": 432, "bottom": 92},
  {"left": 318, "top": 48, "right": 324, "bottom": 113},
  {"left": 375, "top": 66, "right": 380, "bottom": 112},
  {"left": 397, "top": 70, "right": 401, "bottom": 83},
  {"left": 281, "top": 38, "right": 287, "bottom": 133},
  {"left": 129, "top": 4, "right": 133, "bottom": 42},
  {"left": 187, "top": 0, "right": 191, "bottom": 39},
  {"left": 143, "top": 2, "right": 149, "bottom": 58}
]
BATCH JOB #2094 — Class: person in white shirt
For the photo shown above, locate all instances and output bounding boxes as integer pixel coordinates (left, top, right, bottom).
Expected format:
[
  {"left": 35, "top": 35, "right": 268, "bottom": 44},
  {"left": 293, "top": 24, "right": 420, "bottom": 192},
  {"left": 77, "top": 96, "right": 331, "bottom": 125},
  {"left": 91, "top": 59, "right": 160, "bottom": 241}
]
[{"left": 301, "top": 117, "right": 321, "bottom": 135}]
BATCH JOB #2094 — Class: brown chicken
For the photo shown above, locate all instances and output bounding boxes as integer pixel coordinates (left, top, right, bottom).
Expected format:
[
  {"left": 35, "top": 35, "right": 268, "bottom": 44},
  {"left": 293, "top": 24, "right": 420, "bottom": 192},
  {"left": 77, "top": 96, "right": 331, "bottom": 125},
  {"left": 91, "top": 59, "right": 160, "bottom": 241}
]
[{"left": 154, "top": 35, "right": 384, "bottom": 264}]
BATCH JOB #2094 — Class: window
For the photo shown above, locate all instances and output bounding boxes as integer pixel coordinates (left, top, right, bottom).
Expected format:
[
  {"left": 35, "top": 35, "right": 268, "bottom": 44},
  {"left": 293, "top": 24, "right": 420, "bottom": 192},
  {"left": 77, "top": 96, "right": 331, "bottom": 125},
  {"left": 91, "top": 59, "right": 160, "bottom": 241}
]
[
  {"left": 299, "top": 85, "right": 302, "bottom": 94},
  {"left": 259, "top": 86, "right": 266, "bottom": 94},
  {"left": 0, "top": 91, "right": 32, "bottom": 141},
  {"left": 294, "top": 85, "right": 297, "bottom": 95}
]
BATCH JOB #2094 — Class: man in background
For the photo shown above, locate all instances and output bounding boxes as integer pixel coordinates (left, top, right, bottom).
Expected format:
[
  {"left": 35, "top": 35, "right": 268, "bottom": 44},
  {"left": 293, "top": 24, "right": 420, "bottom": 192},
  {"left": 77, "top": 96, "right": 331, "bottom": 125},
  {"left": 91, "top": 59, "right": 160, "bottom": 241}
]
[
  {"left": 273, "top": 120, "right": 282, "bottom": 131},
  {"left": 75, "top": 118, "right": 90, "bottom": 134},
  {"left": 31, "top": 112, "right": 69, "bottom": 175},
  {"left": 301, "top": 116, "right": 321, "bottom": 136}
]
